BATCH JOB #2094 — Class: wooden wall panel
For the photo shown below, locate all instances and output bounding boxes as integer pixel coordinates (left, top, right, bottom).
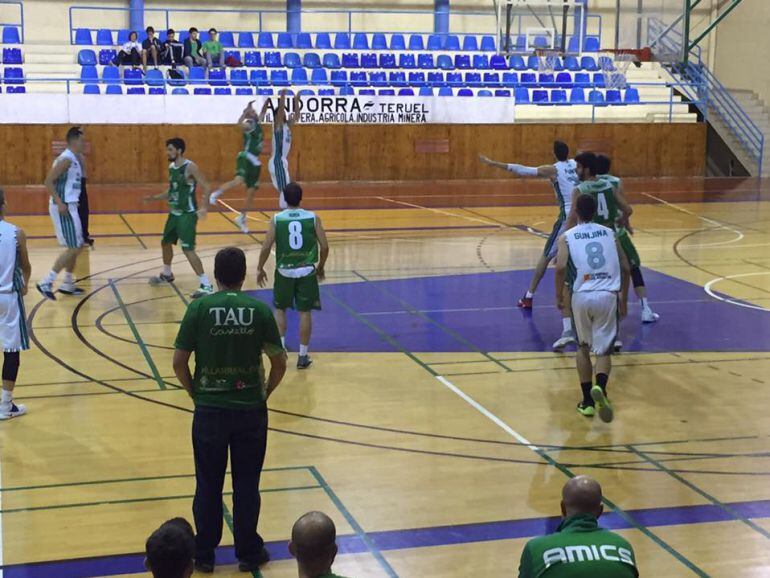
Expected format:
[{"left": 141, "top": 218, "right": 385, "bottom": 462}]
[{"left": 0, "top": 123, "right": 706, "bottom": 186}]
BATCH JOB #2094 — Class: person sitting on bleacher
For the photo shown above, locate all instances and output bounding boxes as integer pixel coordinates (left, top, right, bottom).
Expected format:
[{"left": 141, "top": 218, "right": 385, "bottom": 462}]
[
  {"left": 114, "top": 31, "right": 141, "bottom": 68},
  {"left": 142, "top": 26, "right": 162, "bottom": 73},
  {"left": 163, "top": 29, "right": 184, "bottom": 67},
  {"left": 183, "top": 27, "right": 206, "bottom": 71},
  {"left": 202, "top": 28, "right": 224, "bottom": 69}
]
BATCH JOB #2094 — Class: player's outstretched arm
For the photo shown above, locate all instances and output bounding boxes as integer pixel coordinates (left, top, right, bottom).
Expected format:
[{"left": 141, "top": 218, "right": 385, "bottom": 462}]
[
  {"left": 44, "top": 159, "right": 71, "bottom": 214},
  {"left": 315, "top": 215, "right": 329, "bottom": 282},
  {"left": 258, "top": 98, "right": 271, "bottom": 123},
  {"left": 187, "top": 162, "right": 210, "bottom": 217},
  {"left": 257, "top": 218, "right": 276, "bottom": 287},
  {"left": 479, "top": 155, "right": 555, "bottom": 179},
  {"left": 17, "top": 228, "right": 31, "bottom": 296},
  {"left": 288, "top": 92, "right": 301, "bottom": 126},
  {"left": 616, "top": 237, "right": 631, "bottom": 319},
  {"left": 554, "top": 236, "right": 569, "bottom": 310},
  {"left": 238, "top": 100, "right": 255, "bottom": 125}
]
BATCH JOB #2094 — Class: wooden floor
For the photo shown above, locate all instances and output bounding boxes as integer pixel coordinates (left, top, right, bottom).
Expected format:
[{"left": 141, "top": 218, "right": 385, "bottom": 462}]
[{"left": 2, "top": 179, "right": 770, "bottom": 578}]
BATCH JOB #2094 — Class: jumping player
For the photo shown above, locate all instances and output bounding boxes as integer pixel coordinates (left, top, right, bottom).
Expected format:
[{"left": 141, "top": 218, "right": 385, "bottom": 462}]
[
  {"left": 145, "top": 138, "right": 214, "bottom": 299},
  {"left": 479, "top": 140, "right": 580, "bottom": 350},
  {"left": 257, "top": 182, "right": 329, "bottom": 369},
  {"left": 555, "top": 194, "right": 630, "bottom": 422},
  {"left": 595, "top": 154, "right": 659, "bottom": 323},
  {"left": 37, "top": 126, "right": 87, "bottom": 300},
  {"left": 270, "top": 90, "right": 301, "bottom": 209},
  {"left": 0, "top": 188, "right": 31, "bottom": 420},
  {"left": 209, "top": 100, "right": 271, "bottom": 234}
]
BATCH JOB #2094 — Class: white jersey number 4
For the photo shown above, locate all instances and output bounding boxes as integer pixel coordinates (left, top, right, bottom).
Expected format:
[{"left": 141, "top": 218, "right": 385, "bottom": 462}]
[{"left": 597, "top": 193, "right": 610, "bottom": 220}]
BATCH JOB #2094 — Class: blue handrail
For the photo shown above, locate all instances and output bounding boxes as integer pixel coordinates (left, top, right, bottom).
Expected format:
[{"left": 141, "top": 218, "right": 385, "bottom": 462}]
[{"left": 0, "top": 1, "right": 24, "bottom": 43}]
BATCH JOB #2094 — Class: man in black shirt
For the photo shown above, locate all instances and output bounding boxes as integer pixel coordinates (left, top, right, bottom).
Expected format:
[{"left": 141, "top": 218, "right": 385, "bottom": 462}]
[
  {"left": 183, "top": 27, "right": 206, "bottom": 70},
  {"left": 142, "top": 26, "right": 162, "bottom": 72},
  {"left": 163, "top": 29, "right": 184, "bottom": 67}
]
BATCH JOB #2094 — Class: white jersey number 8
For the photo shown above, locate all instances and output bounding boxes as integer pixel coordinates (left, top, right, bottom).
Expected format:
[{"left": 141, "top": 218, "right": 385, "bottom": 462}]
[
  {"left": 288, "top": 221, "right": 303, "bottom": 250},
  {"left": 597, "top": 193, "right": 609, "bottom": 220}
]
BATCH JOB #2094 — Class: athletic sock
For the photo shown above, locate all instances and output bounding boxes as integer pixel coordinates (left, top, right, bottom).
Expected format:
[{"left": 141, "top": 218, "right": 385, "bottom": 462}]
[
  {"left": 596, "top": 373, "right": 609, "bottom": 394},
  {"left": 640, "top": 297, "right": 650, "bottom": 309},
  {"left": 562, "top": 317, "right": 572, "bottom": 333},
  {"left": 63, "top": 271, "right": 74, "bottom": 285},
  {"left": 525, "top": 291, "right": 534, "bottom": 299},
  {"left": 580, "top": 382, "right": 593, "bottom": 405},
  {"left": 299, "top": 344, "right": 309, "bottom": 357},
  {"left": 281, "top": 337, "right": 286, "bottom": 348},
  {"left": 162, "top": 265, "right": 173, "bottom": 277},
  {"left": 43, "top": 270, "right": 57, "bottom": 285},
  {"left": 199, "top": 274, "right": 211, "bottom": 287}
]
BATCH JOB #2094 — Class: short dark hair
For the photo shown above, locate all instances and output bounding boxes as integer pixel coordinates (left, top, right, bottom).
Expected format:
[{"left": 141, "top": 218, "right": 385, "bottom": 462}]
[
  {"left": 214, "top": 247, "right": 247, "bottom": 287},
  {"left": 209, "top": 28, "right": 217, "bottom": 34},
  {"left": 66, "top": 126, "right": 83, "bottom": 143},
  {"left": 575, "top": 193, "right": 597, "bottom": 222},
  {"left": 189, "top": 27, "right": 198, "bottom": 34},
  {"left": 595, "top": 154, "right": 611, "bottom": 175},
  {"left": 166, "top": 138, "right": 185, "bottom": 154},
  {"left": 574, "top": 151, "right": 598, "bottom": 176},
  {"left": 146, "top": 26, "right": 154, "bottom": 34},
  {"left": 167, "top": 28, "right": 175, "bottom": 35},
  {"left": 553, "top": 140, "right": 569, "bottom": 162},
  {"left": 145, "top": 518, "right": 194, "bottom": 578},
  {"left": 129, "top": 30, "right": 138, "bottom": 40},
  {"left": 283, "top": 182, "right": 303, "bottom": 207}
]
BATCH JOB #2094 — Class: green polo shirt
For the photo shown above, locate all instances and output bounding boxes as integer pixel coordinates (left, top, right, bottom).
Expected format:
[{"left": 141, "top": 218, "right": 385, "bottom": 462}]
[
  {"left": 203, "top": 39, "right": 222, "bottom": 56},
  {"left": 518, "top": 514, "right": 639, "bottom": 578},
  {"left": 174, "top": 290, "right": 284, "bottom": 409}
]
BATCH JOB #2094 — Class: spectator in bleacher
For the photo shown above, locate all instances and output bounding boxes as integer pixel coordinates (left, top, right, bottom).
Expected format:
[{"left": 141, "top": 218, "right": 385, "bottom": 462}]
[
  {"left": 142, "top": 26, "right": 162, "bottom": 73},
  {"left": 202, "top": 28, "right": 224, "bottom": 69},
  {"left": 518, "top": 476, "right": 639, "bottom": 578},
  {"left": 289, "top": 512, "right": 348, "bottom": 578},
  {"left": 145, "top": 517, "right": 195, "bottom": 578},
  {"left": 114, "top": 30, "right": 141, "bottom": 67},
  {"left": 183, "top": 27, "right": 206, "bottom": 70},
  {"left": 162, "top": 29, "right": 184, "bottom": 67}
]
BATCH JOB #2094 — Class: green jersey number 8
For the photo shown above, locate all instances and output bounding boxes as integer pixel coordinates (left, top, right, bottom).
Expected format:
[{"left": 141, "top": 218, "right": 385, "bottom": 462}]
[
  {"left": 585, "top": 241, "right": 606, "bottom": 270},
  {"left": 288, "top": 221, "right": 303, "bottom": 250},
  {"left": 597, "top": 193, "right": 610, "bottom": 220}
]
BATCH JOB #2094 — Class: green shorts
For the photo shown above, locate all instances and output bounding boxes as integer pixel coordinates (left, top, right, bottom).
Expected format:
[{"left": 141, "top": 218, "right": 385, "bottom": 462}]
[
  {"left": 273, "top": 270, "right": 321, "bottom": 312},
  {"left": 617, "top": 227, "right": 640, "bottom": 268},
  {"left": 236, "top": 152, "right": 262, "bottom": 189},
  {"left": 162, "top": 212, "right": 198, "bottom": 250}
]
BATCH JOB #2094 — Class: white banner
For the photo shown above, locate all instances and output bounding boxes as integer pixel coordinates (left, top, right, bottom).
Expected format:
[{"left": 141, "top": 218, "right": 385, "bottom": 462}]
[{"left": 0, "top": 94, "right": 515, "bottom": 125}]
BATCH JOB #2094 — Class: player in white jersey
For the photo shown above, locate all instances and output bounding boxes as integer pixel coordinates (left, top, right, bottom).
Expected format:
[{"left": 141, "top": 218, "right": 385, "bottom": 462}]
[
  {"left": 270, "top": 90, "right": 300, "bottom": 209},
  {"left": 36, "top": 127, "right": 87, "bottom": 300},
  {"left": 0, "top": 188, "right": 32, "bottom": 420},
  {"left": 555, "top": 194, "right": 630, "bottom": 423},
  {"left": 479, "top": 140, "right": 580, "bottom": 350}
]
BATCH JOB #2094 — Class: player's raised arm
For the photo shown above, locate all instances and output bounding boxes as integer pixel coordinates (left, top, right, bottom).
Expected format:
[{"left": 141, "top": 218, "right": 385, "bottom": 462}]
[
  {"left": 315, "top": 214, "right": 329, "bottom": 282},
  {"left": 238, "top": 100, "right": 256, "bottom": 127},
  {"left": 288, "top": 92, "right": 301, "bottom": 126},
  {"left": 17, "top": 228, "right": 31, "bottom": 296},
  {"left": 257, "top": 217, "right": 277, "bottom": 287},
  {"left": 44, "top": 158, "right": 71, "bottom": 214},
  {"left": 258, "top": 98, "right": 271, "bottom": 123},
  {"left": 479, "top": 155, "right": 556, "bottom": 178},
  {"left": 553, "top": 235, "right": 569, "bottom": 310}
]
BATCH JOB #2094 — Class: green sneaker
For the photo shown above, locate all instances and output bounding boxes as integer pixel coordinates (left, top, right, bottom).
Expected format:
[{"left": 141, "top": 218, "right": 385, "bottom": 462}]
[
  {"left": 576, "top": 402, "right": 595, "bottom": 417},
  {"left": 591, "top": 385, "right": 614, "bottom": 423}
]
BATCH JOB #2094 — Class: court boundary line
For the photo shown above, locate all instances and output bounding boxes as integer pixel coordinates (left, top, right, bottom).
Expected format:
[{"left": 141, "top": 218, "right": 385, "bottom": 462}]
[
  {"left": 118, "top": 213, "right": 147, "bottom": 250},
  {"left": 703, "top": 271, "right": 770, "bottom": 313}
]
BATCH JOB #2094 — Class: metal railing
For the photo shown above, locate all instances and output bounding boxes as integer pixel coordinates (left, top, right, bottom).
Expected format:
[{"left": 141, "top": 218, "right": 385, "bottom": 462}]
[{"left": 0, "top": 1, "right": 24, "bottom": 43}]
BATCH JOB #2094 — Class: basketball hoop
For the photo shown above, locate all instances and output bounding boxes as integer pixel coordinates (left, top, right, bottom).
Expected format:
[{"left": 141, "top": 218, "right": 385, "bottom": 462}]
[
  {"left": 599, "top": 49, "right": 639, "bottom": 90},
  {"left": 535, "top": 47, "right": 562, "bottom": 75}
]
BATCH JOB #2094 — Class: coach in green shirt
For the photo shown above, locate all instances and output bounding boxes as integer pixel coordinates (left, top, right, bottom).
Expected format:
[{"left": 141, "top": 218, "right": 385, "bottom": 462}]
[
  {"left": 518, "top": 476, "right": 639, "bottom": 578},
  {"left": 174, "top": 246, "right": 287, "bottom": 574}
]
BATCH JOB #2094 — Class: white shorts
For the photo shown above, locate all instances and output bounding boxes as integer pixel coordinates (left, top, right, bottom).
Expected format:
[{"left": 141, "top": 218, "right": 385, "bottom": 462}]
[
  {"left": 49, "top": 201, "right": 84, "bottom": 249},
  {"left": 0, "top": 292, "right": 29, "bottom": 352},
  {"left": 572, "top": 291, "right": 618, "bottom": 356}
]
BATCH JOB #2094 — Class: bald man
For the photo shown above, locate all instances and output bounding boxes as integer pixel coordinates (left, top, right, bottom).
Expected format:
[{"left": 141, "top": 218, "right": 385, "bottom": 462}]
[
  {"left": 518, "top": 476, "right": 638, "bottom": 577},
  {"left": 289, "top": 512, "right": 348, "bottom": 578}
]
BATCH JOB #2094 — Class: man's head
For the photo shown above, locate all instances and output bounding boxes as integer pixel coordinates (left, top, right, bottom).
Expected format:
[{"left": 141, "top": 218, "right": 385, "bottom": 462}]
[
  {"left": 595, "top": 154, "right": 611, "bottom": 176},
  {"left": 561, "top": 475, "right": 604, "bottom": 519},
  {"left": 553, "top": 140, "right": 569, "bottom": 162},
  {"left": 129, "top": 30, "right": 138, "bottom": 42},
  {"left": 146, "top": 26, "right": 155, "bottom": 38},
  {"left": 166, "top": 138, "right": 185, "bottom": 162},
  {"left": 574, "top": 151, "right": 598, "bottom": 181},
  {"left": 208, "top": 28, "right": 218, "bottom": 41},
  {"left": 167, "top": 29, "right": 176, "bottom": 41},
  {"left": 189, "top": 27, "right": 198, "bottom": 40},
  {"left": 289, "top": 511, "right": 338, "bottom": 575},
  {"left": 214, "top": 247, "right": 247, "bottom": 290},
  {"left": 574, "top": 193, "right": 597, "bottom": 224},
  {"left": 283, "top": 182, "right": 302, "bottom": 208},
  {"left": 144, "top": 518, "right": 195, "bottom": 578},
  {"left": 67, "top": 126, "right": 84, "bottom": 154}
]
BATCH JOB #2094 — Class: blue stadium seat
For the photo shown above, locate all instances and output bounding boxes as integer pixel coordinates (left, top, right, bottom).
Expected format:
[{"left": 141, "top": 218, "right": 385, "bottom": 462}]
[
  {"left": 178, "top": 30, "right": 189, "bottom": 44},
  {"left": 527, "top": 55, "right": 539, "bottom": 70},
  {"left": 296, "top": 33, "right": 312, "bottom": 49},
  {"left": 564, "top": 56, "right": 580, "bottom": 71},
  {"left": 555, "top": 71, "right": 572, "bottom": 88},
  {"left": 427, "top": 72, "right": 444, "bottom": 87},
  {"left": 284, "top": 52, "right": 302, "bottom": 68},
  {"left": 224, "top": 50, "right": 241, "bottom": 63},
  {"left": 264, "top": 52, "right": 282, "bottom": 67},
  {"left": 353, "top": 33, "right": 369, "bottom": 50},
  {"left": 509, "top": 55, "right": 526, "bottom": 71},
  {"left": 257, "top": 33, "right": 274, "bottom": 48},
  {"left": 102, "top": 66, "right": 120, "bottom": 84},
  {"left": 480, "top": 35, "right": 496, "bottom": 52},
  {"left": 238, "top": 32, "right": 255, "bottom": 48},
  {"left": 551, "top": 89, "right": 567, "bottom": 103},
  {"left": 593, "top": 73, "right": 605, "bottom": 88},
  {"left": 350, "top": 71, "right": 367, "bottom": 87},
  {"left": 235, "top": 87, "right": 253, "bottom": 95},
  {"left": 419, "top": 86, "right": 433, "bottom": 96},
  {"left": 315, "top": 33, "right": 331, "bottom": 49},
  {"left": 106, "top": 84, "right": 123, "bottom": 94},
  {"left": 334, "top": 33, "right": 351, "bottom": 49},
  {"left": 219, "top": 32, "right": 235, "bottom": 48},
  {"left": 116, "top": 29, "right": 130, "bottom": 44},
  {"left": 473, "top": 54, "right": 490, "bottom": 70},
  {"left": 391, "top": 34, "right": 406, "bottom": 51},
  {"left": 323, "top": 53, "right": 341, "bottom": 69},
  {"left": 318, "top": 88, "right": 334, "bottom": 95},
  {"left": 533, "top": 36, "right": 548, "bottom": 48},
  {"left": 495, "top": 89, "right": 511, "bottom": 97},
  {"left": 585, "top": 36, "right": 600, "bottom": 52},
  {"left": 96, "top": 29, "right": 113, "bottom": 46},
  {"left": 438, "top": 87, "right": 453, "bottom": 96},
  {"left": 74, "top": 29, "right": 92, "bottom": 45},
  {"left": 330, "top": 70, "right": 348, "bottom": 87},
  {"left": 208, "top": 68, "right": 227, "bottom": 86},
  {"left": 2, "top": 27, "right": 20, "bottom": 44},
  {"left": 427, "top": 34, "right": 442, "bottom": 51},
  {"left": 409, "top": 72, "right": 426, "bottom": 87},
  {"left": 551, "top": 57, "right": 565, "bottom": 71},
  {"left": 2, "top": 48, "right": 22, "bottom": 65},
  {"left": 378, "top": 88, "right": 395, "bottom": 96},
  {"left": 588, "top": 89, "right": 605, "bottom": 104},
  {"left": 490, "top": 55, "right": 507, "bottom": 70},
  {"left": 137, "top": 30, "right": 148, "bottom": 44},
  {"left": 78, "top": 49, "right": 96, "bottom": 66},
  {"left": 298, "top": 88, "right": 314, "bottom": 96},
  {"left": 532, "top": 89, "right": 548, "bottom": 103},
  {"left": 372, "top": 33, "right": 388, "bottom": 50},
  {"left": 291, "top": 68, "right": 308, "bottom": 84},
  {"left": 446, "top": 72, "right": 463, "bottom": 87},
  {"left": 271, "top": 69, "right": 290, "bottom": 86},
  {"left": 257, "top": 88, "right": 274, "bottom": 95},
  {"left": 99, "top": 49, "right": 116, "bottom": 65},
  {"left": 342, "top": 53, "right": 359, "bottom": 68},
  {"left": 339, "top": 86, "right": 355, "bottom": 95},
  {"left": 230, "top": 69, "right": 249, "bottom": 86},
  {"left": 168, "top": 70, "right": 186, "bottom": 87},
  {"left": 457, "top": 88, "right": 473, "bottom": 96},
  {"left": 149, "top": 87, "right": 166, "bottom": 95},
  {"left": 399, "top": 54, "right": 416, "bottom": 69},
  {"left": 389, "top": 71, "right": 407, "bottom": 87},
  {"left": 304, "top": 53, "right": 321, "bottom": 69},
  {"left": 244, "top": 52, "right": 262, "bottom": 67},
  {"left": 369, "top": 71, "right": 387, "bottom": 87},
  {"left": 570, "top": 87, "right": 586, "bottom": 103},
  {"left": 394, "top": 87, "right": 411, "bottom": 96},
  {"left": 418, "top": 54, "right": 434, "bottom": 69},
  {"left": 193, "top": 87, "right": 211, "bottom": 95},
  {"left": 483, "top": 72, "right": 501, "bottom": 87},
  {"left": 409, "top": 35, "right": 425, "bottom": 51},
  {"left": 462, "top": 36, "right": 478, "bottom": 51},
  {"left": 445, "top": 35, "right": 461, "bottom": 51},
  {"left": 356, "top": 88, "right": 373, "bottom": 95},
  {"left": 145, "top": 69, "right": 165, "bottom": 86},
  {"left": 624, "top": 87, "right": 640, "bottom": 103},
  {"left": 514, "top": 36, "right": 526, "bottom": 51},
  {"left": 538, "top": 73, "right": 554, "bottom": 86},
  {"left": 454, "top": 54, "right": 471, "bottom": 69},
  {"left": 127, "top": 87, "right": 146, "bottom": 95},
  {"left": 502, "top": 72, "right": 518, "bottom": 87},
  {"left": 520, "top": 72, "right": 536, "bottom": 88},
  {"left": 581, "top": 56, "right": 599, "bottom": 71},
  {"left": 567, "top": 36, "right": 580, "bottom": 52},
  {"left": 277, "top": 33, "right": 293, "bottom": 48},
  {"left": 574, "top": 72, "right": 591, "bottom": 87},
  {"left": 83, "top": 84, "right": 100, "bottom": 94},
  {"left": 123, "top": 67, "right": 143, "bottom": 85},
  {"left": 380, "top": 53, "right": 396, "bottom": 69},
  {"left": 311, "top": 68, "right": 328, "bottom": 85},
  {"left": 250, "top": 70, "right": 268, "bottom": 86},
  {"left": 478, "top": 89, "right": 493, "bottom": 97},
  {"left": 606, "top": 89, "right": 622, "bottom": 104},
  {"left": 599, "top": 56, "right": 615, "bottom": 71},
  {"left": 361, "top": 53, "right": 378, "bottom": 68},
  {"left": 436, "top": 55, "right": 454, "bottom": 70},
  {"left": 465, "top": 72, "right": 482, "bottom": 87},
  {"left": 188, "top": 67, "right": 206, "bottom": 85}
]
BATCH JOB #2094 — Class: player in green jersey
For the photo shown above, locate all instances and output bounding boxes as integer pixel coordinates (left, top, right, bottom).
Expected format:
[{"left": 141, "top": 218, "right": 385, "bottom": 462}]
[
  {"left": 257, "top": 182, "right": 329, "bottom": 369},
  {"left": 289, "top": 512, "right": 349, "bottom": 578},
  {"left": 144, "top": 138, "right": 214, "bottom": 299},
  {"left": 595, "top": 154, "right": 659, "bottom": 324},
  {"left": 566, "top": 152, "right": 633, "bottom": 232},
  {"left": 209, "top": 100, "right": 271, "bottom": 234}
]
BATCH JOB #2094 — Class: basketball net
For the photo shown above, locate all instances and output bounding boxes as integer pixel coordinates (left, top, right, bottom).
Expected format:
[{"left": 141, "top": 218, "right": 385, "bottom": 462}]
[
  {"left": 599, "top": 49, "right": 637, "bottom": 90},
  {"left": 535, "top": 48, "right": 562, "bottom": 74}
]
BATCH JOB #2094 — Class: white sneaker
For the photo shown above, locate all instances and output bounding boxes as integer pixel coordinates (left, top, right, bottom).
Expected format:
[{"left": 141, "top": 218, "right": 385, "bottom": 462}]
[
  {"left": 641, "top": 308, "right": 660, "bottom": 323},
  {"left": 209, "top": 190, "right": 222, "bottom": 206},
  {"left": 0, "top": 402, "right": 27, "bottom": 420},
  {"left": 614, "top": 340, "right": 623, "bottom": 353},
  {"left": 552, "top": 330, "right": 577, "bottom": 352},
  {"left": 191, "top": 284, "right": 214, "bottom": 299},
  {"left": 235, "top": 213, "right": 250, "bottom": 234}
]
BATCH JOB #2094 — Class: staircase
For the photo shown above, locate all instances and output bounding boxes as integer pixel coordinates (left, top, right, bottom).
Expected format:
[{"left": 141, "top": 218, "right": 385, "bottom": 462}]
[{"left": 729, "top": 89, "right": 770, "bottom": 176}]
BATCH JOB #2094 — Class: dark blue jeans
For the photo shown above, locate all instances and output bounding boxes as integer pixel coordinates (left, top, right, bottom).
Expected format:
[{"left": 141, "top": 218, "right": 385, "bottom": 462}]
[{"left": 192, "top": 405, "right": 268, "bottom": 565}]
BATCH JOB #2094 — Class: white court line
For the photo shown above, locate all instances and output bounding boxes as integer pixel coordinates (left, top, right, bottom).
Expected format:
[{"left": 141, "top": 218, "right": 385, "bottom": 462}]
[
  {"left": 704, "top": 271, "right": 770, "bottom": 313},
  {"left": 215, "top": 199, "right": 270, "bottom": 223},
  {"left": 436, "top": 375, "right": 540, "bottom": 451},
  {"left": 376, "top": 197, "right": 504, "bottom": 227}
]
